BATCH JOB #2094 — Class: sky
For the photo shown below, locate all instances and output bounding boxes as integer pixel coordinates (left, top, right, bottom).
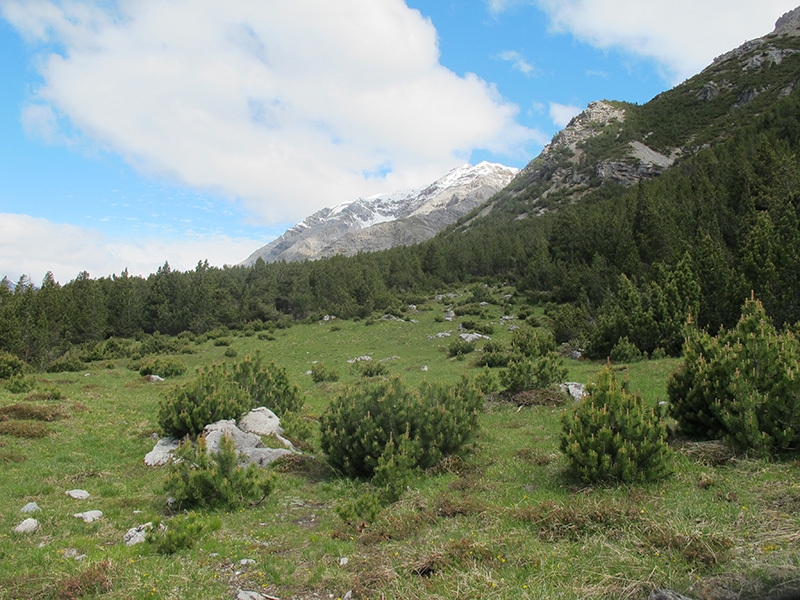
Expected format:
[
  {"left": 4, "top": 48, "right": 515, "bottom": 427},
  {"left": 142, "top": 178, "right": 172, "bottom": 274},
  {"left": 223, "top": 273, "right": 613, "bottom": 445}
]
[{"left": 1, "top": 0, "right": 797, "bottom": 285}]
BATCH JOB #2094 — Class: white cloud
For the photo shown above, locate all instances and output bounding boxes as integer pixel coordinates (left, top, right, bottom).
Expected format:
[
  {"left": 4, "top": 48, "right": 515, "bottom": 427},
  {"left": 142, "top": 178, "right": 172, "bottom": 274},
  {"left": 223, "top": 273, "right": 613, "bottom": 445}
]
[
  {"left": 1, "top": 0, "right": 541, "bottom": 225},
  {"left": 0, "top": 213, "right": 265, "bottom": 285},
  {"left": 535, "top": 0, "right": 800, "bottom": 83},
  {"left": 549, "top": 102, "right": 582, "bottom": 128},
  {"left": 496, "top": 50, "right": 537, "bottom": 76}
]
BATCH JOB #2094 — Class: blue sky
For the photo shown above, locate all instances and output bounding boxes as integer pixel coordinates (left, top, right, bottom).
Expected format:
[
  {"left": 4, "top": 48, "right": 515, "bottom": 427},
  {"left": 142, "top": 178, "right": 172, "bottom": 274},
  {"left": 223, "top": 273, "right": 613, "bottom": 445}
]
[{"left": 1, "top": 0, "right": 796, "bottom": 284}]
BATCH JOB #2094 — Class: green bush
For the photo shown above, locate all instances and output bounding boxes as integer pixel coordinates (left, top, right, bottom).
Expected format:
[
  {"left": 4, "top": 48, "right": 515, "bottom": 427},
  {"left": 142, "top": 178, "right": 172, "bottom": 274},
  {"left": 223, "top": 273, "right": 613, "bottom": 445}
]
[
  {"left": 146, "top": 513, "right": 217, "bottom": 555},
  {"left": 311, "top": 363, "right": 340, "bottom": 383},
  {"left": 224, "top": 347, "right": 238, "bottom": 358},
  {"left": 319, "top": 376, "right": 482, "bottom": 479},
  {"left": 354, "top": 360, "right": 388, "bottom": 378},
  {"left": 499, "top": 353, "right": 567, "bottom": 394},
  {"left": 476, "top": 341, "right": 510, "bottom": 368},
  {"left": 561, "top": 365, "right": 672, "bottom": 484},
  {"left": 510, "top": 327, "right": 556, "bottom": 358},
  {"left": 158, "top": 353, "right": 302, "bottom": 438},
  {"left": 163, "top": 434, "right": 274, "bottom": 510},
  {"left": 5, "top": 374, "right": 34, "bottom": 394},
  {"left": 668, "top": 297, "right": 800, "bottom": 455},
  {"left": 0, "top": 351, "right": 25, "bottom": 380},
  {"left": 609, "top": 336, "right": 644, "bottom": 363},
  {"left": 138, "top": 356, "right": 187, "bottom": 378},
  {"left": 46, "top": 355, "right": 85, "bottom": 373},
  {"left": 448, "top": 338, "right": 476, "bottom": 358}
]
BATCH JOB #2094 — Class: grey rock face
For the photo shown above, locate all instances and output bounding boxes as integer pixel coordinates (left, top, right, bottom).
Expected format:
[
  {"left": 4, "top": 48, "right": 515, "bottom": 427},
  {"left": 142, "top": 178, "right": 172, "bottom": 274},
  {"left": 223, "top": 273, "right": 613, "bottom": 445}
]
[
  {"left": 20, "top": 502, "right": 41, "bottom": 513},
  {"left": 144, "top": 438, "right": 181, "bottom": 466},
  {"left": 124, "top": 523, "right": 153, "bottom": 546},
  {"left": 241, "top": 162, "right": 518, "bottom": 264},
  {"left": 238, "top": 407, "right": 282, "bottom": 437}
]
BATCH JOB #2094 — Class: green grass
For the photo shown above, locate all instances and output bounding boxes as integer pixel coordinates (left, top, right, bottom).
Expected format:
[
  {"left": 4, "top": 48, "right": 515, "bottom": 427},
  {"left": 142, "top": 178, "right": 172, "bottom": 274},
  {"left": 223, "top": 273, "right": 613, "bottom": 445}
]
[{"left": 1, "top": 290, "right": 799, "bottom": 599}]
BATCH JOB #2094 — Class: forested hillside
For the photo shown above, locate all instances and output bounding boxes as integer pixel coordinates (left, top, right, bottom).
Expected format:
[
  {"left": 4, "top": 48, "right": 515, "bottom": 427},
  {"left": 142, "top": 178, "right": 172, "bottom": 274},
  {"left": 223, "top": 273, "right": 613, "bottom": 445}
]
[{"left": 3, "top": 22, "right": 800, "bottom": 371}]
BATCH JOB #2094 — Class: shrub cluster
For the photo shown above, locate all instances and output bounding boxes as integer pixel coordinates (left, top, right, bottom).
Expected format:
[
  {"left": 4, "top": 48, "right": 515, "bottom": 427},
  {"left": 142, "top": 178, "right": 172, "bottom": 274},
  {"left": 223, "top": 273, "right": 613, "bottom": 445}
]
[
  {"left": 310, "top": 363, "right": 340, "bottom": 383},
  {"left": 0, "top": 351, "right": 25, "bottom": 380},
  {"left": 163, "top": 434, "right": 274, "bottom": 510},
  {"left": 561, "top": 364, "right": 672, "bottom": 484},
  {"left": 137, "top": 356, "right": 187, "bottom": 378},
  {"left": 319, "top": 376, "right": 482, "bottom": 479},
  {"left": 499, "top": 353, "right": 567, "bottom": 394},
  {"left": 158, "top": 353, "right": 302, "bottom": 437},
  {"left": 668, "top": 297, "right": 800, "bottom": 455}
]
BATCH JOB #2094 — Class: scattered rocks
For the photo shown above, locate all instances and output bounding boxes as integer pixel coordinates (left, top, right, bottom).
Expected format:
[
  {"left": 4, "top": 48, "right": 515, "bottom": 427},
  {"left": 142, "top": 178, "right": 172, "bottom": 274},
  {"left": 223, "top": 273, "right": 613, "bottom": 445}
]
[
  {"left": 428, "top": 331, "right": 452, "bottom": 340},
  {"left": 74, "top": 510, "right": 103, "bottom": 523},
  {"left": 65, "top": 489, "right": 90, "bottom": 500},
  {"left": 144, "top": 438, "right": 181, "bottom": 466},
  {"left": 347, "top": 355, "right": 373, "bottom": 363},
  {"left": 14, "top": 518, "right": 39, "bottom": 534},
  {"left": 20, "top": 502, "right": 41, "bottom": 513},
  {"left": 123, "top": 523, "right": 153, "bottom": 546},
  {"left": 443, "top": 310, "right": 456, "bottom": 321},
  {"left": 460, "top": 333, "right": 490, "bottom": 343}
]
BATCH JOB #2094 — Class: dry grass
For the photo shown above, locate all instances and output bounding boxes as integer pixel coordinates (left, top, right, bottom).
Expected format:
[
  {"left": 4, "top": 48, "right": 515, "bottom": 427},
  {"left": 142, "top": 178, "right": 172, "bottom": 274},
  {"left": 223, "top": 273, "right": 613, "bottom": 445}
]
[
  {"left": 0, "top": 402, "right": 65, "bottom": 421},
  {"left": 0, "top": 420, "right": 49, "bottom": 438}
]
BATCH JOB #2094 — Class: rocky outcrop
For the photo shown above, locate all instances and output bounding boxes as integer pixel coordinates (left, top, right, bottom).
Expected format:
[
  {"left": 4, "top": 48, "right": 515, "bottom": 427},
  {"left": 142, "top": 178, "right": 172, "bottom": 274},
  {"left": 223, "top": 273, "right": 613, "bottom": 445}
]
[{"left": 241, "top": 162, "right": 517, "bottom": 264}]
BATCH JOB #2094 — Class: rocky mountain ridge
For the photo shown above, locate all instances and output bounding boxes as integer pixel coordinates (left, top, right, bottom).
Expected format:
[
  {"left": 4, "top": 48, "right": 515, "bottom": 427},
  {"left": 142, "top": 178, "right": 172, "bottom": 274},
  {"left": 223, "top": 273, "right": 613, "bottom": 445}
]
[{"left": 241, "top": 161, "right": 517, "bottom": 265}]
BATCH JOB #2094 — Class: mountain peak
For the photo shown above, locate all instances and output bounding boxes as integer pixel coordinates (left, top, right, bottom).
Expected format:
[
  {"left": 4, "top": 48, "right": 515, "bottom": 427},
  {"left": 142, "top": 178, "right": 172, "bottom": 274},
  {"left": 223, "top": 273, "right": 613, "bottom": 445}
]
[
  {"left": 240, "top": 162, "right": 517, "bottom": 265},
  {"left": 774, "top": 6, "right": 800, "bottom": 36}
]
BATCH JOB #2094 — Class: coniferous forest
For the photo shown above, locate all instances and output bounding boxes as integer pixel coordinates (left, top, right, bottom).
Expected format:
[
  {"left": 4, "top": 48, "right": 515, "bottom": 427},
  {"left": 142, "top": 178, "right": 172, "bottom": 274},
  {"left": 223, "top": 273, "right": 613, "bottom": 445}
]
[{"left": 3, "top": 88, "right": 800, "bottom": 371}]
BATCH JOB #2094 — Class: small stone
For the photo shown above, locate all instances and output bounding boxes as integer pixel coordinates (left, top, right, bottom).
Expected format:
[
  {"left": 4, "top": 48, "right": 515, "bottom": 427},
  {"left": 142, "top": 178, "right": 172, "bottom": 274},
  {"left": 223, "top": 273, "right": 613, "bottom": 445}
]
[
  {"left": 14, "top": 518, "right": 39, "bottom": 534},
  {"left": 74, "top": 510, "right": 103, "bottom": 523},
  {"left": 20, "top": 502, "right": 41, "bottom": 513},
  {"left": 339, "top": 556, "right": 349, "bottom": 566},
  {"left": 146, "top": 374, "right": 164, "bottom": 382},
  {"left": 239, "top": 558, "right": 256, "bottom": 566},
  {"left": 66, "top": 489, "right": 90, "bottom": 500},
  {"left": 123, "top": 523, "right": 153, "bottom": 546},
  {"left": 64, "top": 548, "right": 79, "bottom": 558}
]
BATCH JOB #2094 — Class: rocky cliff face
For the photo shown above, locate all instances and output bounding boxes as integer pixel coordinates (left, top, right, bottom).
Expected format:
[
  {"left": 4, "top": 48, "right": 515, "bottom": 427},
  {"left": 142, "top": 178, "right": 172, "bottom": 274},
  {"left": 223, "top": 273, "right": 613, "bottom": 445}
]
[{"left": 240, "top": 162, "right": 518, "bottom": 265}]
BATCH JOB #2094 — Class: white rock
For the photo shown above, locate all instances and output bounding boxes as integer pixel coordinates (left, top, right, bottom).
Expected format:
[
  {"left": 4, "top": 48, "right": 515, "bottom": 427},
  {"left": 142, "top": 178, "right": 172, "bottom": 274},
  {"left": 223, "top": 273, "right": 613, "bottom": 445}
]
[
  {"left": 20, "top": 502, "right": 41, "bottom": 513},
  {"left": 74, "top": 510, "right": 103, "bottom": 523},
  {"left": 339, "top": 556, "right": 349, "bottom": 566},
  {"left": 238, "top": 407, "right": 282, "bottom": 437},
  {"left": 204, "top": 420, "right": 263, "bottom": 454},
  {"left": 65, "top": 489, "right": 90, "bottom": 500},
  {"left": 560, "top": 382, "right": 587, "bottom": 402},
  {"left": 239, "top": 558, "right": 256, "bottom": 565},
  {"left": 14, "top": 518, "right": 39, "bottom": 534},
  {"left": 146, "top": 374, "right": 164, "bottom": 382},
  {"left": 144, "top": 438, "right": 181, "bottom": 466},
  {"left": 123, "top": 523, "right": 153, "bottom": 546},
  {"left": 460, "top": 333, "right": 490, "bottom": 343}
]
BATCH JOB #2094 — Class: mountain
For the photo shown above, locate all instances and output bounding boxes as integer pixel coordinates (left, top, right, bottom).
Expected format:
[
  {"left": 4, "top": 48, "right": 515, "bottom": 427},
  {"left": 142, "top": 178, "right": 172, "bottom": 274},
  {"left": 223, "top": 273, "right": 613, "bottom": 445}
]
[
  {"left": 240, "top": 161, "right": 517, "bottom": 265},
  {"left": 461, "top": 6, "right": 800, "bottom": 227}
]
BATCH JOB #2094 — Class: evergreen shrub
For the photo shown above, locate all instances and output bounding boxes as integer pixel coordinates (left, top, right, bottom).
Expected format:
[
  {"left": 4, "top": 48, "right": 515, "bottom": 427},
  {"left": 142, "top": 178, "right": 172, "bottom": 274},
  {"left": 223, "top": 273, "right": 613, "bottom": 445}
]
[
  {"left": 0, "top": 351, "right": 25, "bottom": 380},
  {"left": 138, "top": 356, "right": 187, "bottom": 378},
  {"left": 163, "top": 434, "right": 274, "bottom": 510},
  {"left": 499, "top": 354, "right": 567, "bottom": 394},
  {"left": 311, "top": 363, "right": 339, "bottom": 383},
  {"left": 5, "top": 374, "right": 34, "bottom": 394},
  {"left": 609, "top": 336, "right": 644, "bottom": 363},
  {"left": 668, "top": 297, "right": 800, "bottom": 454},
  {"left": 510, "top": 327, "right": 556, "bottom": 358},
  {"left": 158, "top": 353, "right": 302, "bottom": 437},
  {"left": 46, "top": 355, "right": 85, "bottom": 373},
  {"left": 448, "top": 338, "right": 476, "bottom": 358},
  {"left": 319, "top": 376, "right": 482, "bottom": 479},
  {"left": 561, "top": 364, "right": 672, "bottom": 484}
]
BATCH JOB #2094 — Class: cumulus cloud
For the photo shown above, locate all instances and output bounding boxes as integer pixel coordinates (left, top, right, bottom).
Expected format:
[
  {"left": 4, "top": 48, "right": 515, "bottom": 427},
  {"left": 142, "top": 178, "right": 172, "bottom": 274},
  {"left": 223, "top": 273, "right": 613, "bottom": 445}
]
[
  {"left": 496, "top": 50, "right": 537, "bottom": 76},
  {"left": 1, "top": 0, "right": 541, "bottom": 225},
  {"left": 0, "top": 213, "right": 264, "bottom": 285},
  {"left": 549, "top": 102, "right": 582, "bottom": 128},
  {"left": 534, "top": 0, "right": 800, "bottom": 83}
]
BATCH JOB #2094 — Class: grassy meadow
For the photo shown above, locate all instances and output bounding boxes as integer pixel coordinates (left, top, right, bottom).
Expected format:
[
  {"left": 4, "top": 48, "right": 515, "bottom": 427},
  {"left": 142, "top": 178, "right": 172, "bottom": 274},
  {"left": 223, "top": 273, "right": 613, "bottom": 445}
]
[{"left": 1, "top": 289, "right": 799, "bottom": 599}]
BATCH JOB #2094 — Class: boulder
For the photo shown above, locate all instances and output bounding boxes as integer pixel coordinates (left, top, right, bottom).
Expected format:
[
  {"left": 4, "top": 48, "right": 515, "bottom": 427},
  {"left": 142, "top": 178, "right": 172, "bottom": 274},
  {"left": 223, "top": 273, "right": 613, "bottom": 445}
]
[
  {"left": 65, "top": 489, "right": 90, "bottom": 500},
  {"left": 460, "top": 333, "right": 490, "bottom": 343},
  {"left": 144, "top": 438, "right": 181, "bottom": 466},
  {"left": 123, "top": 523, "right": 153, "bottom": 546},
  {"left": 203, "top": 420, "right": 262, "bottom": 454},
  {"left": 14, "top": 518, "right": 39, "bottom": 534},
  {"left": 242, "top": 447, "right": 294, "bottom": 467},
  {"left": 238, "top": 407, "right": 282, "bottom": 437},
  {"left": 20, "top": 502, "right": 41, "bottom": 513},
  {"left": 560, "top": 382, "right": 587, "bottom": 401},
  {"left": 74, "top": 510, "right": 103, "bottom": 523}
]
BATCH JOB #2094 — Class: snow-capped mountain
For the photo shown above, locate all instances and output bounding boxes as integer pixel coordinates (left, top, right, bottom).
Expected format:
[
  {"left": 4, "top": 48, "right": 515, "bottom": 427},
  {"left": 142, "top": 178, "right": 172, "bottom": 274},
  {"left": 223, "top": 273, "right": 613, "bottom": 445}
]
[{"left": 240, "top": 161, "right": 518, "bottom": 265}]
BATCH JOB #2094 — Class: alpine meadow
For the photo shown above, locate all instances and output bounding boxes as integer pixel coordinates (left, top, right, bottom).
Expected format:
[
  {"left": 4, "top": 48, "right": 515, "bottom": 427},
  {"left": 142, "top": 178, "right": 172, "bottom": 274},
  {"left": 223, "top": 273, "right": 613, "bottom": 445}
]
[{"left": 6, "top": 8, "right": 800, "bottom": 600}]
